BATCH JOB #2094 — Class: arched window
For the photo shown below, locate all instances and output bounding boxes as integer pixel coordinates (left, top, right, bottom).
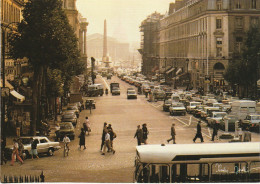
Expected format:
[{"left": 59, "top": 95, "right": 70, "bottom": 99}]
[{"left": 213, "top": 62, "right": 225, "bottom": 70}]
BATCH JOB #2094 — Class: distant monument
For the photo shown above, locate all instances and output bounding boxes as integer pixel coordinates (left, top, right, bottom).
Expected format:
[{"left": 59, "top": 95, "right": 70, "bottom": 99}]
[{"left": 102, "top": 19, "right": 111, "bottom": 67}]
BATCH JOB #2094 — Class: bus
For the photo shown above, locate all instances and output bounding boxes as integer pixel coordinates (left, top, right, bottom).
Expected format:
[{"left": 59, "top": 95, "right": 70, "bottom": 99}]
[{"left": 134, "top": 142, "right": 260, "bottom": 183}]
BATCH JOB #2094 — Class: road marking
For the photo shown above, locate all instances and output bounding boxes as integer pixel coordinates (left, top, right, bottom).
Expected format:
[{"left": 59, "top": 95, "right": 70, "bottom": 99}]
[
  {"left": 189, "top": 116, "right": 192, "bottom": 126},
  {"left": 101, "top": 77, "right": 110, "bottom": 90},
  {"left": 171, "top": 117, "right": 189, "bottom": 126}
]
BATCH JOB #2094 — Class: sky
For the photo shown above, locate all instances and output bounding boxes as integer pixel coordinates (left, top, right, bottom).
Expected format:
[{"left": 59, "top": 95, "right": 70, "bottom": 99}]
[{"left": 76, "top": 0, "right": 174, "bottom": 45}]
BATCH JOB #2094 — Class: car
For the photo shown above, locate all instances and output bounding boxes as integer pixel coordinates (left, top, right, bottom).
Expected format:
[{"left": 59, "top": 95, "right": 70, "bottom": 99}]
[
  {"left": 163, "top": 99, "right": 172, "bottom": 112},
  {"left": 241, "top": 114, "right": 260, "bottom": 131},
  {"left": 127, "top": 90, "right": 137, "bottom": 99},
  {"left": 200, "top": 106, "right": 220, "bottom": 120},
  {"left": 111, "top": 87, "right": 120, "bottom": 95},
  {"left": 153, "top": 89, "right": 166, "bottom": 101},
  {"left": 186, "top": 102, "right": 202, "bottom": 113},
  {"left": 219, "top": 114, "right": 239, "bottom": 131},
  {"left": 61, "top": 111, "right": 77, "bottom": 127},
  {"left": 69, "top": 102, "right": 82, "bottom": 111},
  {"left": 206, "top": 112, "right": 227, "bottom": 127},
  {"left": 169, "top": 102, "right": 186, "bottom": 116},
  {"left": 85, "top": 99, "right": 96, "bottom": 109},
  {"left": 59, "top": 122, "right": 75, "bottom": 140},
  {"left": 5, "top": 136, "right": 61, "bottom": 159},
  {"left": 193, "top": 105, "right": 207, "bottom": 118},
  {"left": 67, "top": 105, "right": 79, "bottom": 118}
]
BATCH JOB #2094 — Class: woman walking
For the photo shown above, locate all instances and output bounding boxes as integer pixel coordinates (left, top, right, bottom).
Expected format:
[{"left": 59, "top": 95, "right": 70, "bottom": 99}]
[
  {"left": 79, "top": 128, "right": 86, "bottom": 150},
  {"left": 10, "top": 139, "right": 23, "bottom": 166},
  {"left": 142, "top": 124, "right": 149, "bottom": 144}
]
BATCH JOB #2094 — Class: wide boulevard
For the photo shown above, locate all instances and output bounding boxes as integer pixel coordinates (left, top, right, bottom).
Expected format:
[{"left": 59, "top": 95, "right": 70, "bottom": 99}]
[{"left": 1, "top": 75, "right": 260, "bottom": 182}]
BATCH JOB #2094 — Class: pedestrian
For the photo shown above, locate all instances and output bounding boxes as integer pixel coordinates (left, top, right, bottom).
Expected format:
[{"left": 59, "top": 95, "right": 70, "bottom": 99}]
[
  {"left": 83, "top": 116, "right": 90, "bottom": 135},
  {"left": 78, "top": 128, "right": 86, "bottom": 150},
  {"left": 16, "top": 120, "right": 21, "bottom": 137},
  {"left": 167, "top": 123, "right": 176, "bottom": 144},
  {"left": 134, "top": 125, "right": 143, "bottom": 146},
  {"left": 30, "top": 138, "right": 39, "bottom": 159},
  {"left": 10, "top": 139, "right": 23, "bottom": 166},
  {"left": 193, "top": 121, "right": 204, "bottom": 143},
  {"left": 18, "top": 138, "right": 25, "bottom": 160},
  {"left": 142, "top": 123, "right": 149, "bottom": 144},
  {"left": 211, "top": 123, "right": 219, "bottom": 141},
  {"left": 107, "top": 124, "right": 117, "bottom": 150},
  {"left": 100, "top": 122, "right": 108, "bottom": 151},
  {"left": 243, "top": 127, "right": 251, "bottom": 142},
  {"left": 101, "top": 130, "right": 115, "bottom": 155}
]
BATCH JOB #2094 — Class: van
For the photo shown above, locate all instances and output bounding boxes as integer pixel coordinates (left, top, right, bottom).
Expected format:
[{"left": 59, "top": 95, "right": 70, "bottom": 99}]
[
  {"left": 256, "top": 102, "right": 260, "bottom": 114},
  {"left": 231, "top": 100, "right": 256, "bottom": 120}
]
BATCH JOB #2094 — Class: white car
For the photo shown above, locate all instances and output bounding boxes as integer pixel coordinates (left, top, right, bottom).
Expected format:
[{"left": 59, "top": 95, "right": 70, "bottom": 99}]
[
  {"left": 186, "top": 102, "right": 202, "bottom": 113},
  {"left": 127, "top": 90, "right": 137, "bottom": 99},
  {"left": 169, "top": 103, "right": 186, "bottom": 116},
  {"left": 206, "top": 112, "right": 227, "bottom": 127},
  {"left": 5, "top": 136, "right": 61, "bottom": 159}
]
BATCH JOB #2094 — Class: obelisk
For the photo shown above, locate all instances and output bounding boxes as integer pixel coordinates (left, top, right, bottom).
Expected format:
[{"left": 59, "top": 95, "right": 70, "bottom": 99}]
[{"left": 102, "top": 19, "right": 109, "bottom": 67}]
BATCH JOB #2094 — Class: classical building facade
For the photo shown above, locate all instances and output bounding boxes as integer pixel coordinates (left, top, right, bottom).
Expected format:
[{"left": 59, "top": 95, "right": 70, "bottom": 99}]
[
  {"left": 141, "top": 0, "right": 260, "bottom": 91},
  {"left": 139, "top": 12, "right": 164, "bottom": 77},
  {"left": 62, "top": 0, "right": 88, "bottom": 68}
]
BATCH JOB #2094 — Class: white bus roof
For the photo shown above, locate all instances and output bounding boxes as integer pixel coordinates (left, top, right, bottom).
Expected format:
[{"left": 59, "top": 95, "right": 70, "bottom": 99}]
[{"left": 136, "top": 142, "right": 260, "bottom": 164}]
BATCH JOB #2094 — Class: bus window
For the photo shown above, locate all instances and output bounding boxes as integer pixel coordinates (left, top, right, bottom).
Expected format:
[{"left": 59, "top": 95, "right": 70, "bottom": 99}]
[
  {"left": 135, "top": 163, "right": 149, "bottom": 183},
  {"left": 187, "top": 164, "right": 209, "bottom": 182},
  {"left": 149, "top": 165, "right": 169, "bottom": 183},
  {"left": 211, "top": 162, "right": 248, "bottom": 182},
  {"left": 250, "top": 161, "right": 260, "bottom": 182}
]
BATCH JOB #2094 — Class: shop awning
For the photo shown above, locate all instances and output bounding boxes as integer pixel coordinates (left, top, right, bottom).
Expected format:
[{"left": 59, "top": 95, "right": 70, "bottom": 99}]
[
  {"left": 10, "top": 90, "right": 25, "bottom": 102},
  {"left": 0, "top": 79, "right": 14, "bottom": 90},
  {"left": 166, "top": 67, "right": 175, "bottom": 74}
]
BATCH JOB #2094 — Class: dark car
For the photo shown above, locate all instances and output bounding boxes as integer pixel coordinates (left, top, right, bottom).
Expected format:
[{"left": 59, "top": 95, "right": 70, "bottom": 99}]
[
  {"left": 59, "top": 122, "right": 75, "bottom": 140},
  {"left": 61, "top": 111, "right": 77, "bottom": 127},
  {"left": 127, "top": 90, "right": 137, "bottom": 99},
  {"left": 163, "top": 99, "right": 172, "bottom": 112}
]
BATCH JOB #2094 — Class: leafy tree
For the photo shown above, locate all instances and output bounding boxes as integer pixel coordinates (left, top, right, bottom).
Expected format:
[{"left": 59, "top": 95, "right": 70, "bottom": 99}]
[
  {"left": 9, "top": 0, "right": 85, "bottom": 135},
  {"left": 224, "top": 26, "right": 260, "bottom": 98}
]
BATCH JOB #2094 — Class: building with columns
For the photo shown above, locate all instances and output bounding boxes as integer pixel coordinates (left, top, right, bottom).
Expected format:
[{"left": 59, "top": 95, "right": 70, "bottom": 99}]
[
  {"left": 140, "top": 0, "right": 260, "bottom": 91},
  {"left": 62, "top": 0, "right": 88, "bottom": 67}
]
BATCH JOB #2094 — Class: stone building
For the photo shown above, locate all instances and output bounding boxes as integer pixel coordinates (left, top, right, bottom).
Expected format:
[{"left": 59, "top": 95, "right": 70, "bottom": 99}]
[
  {"left": 141, "top": 0, "right": 260, "bottom": 91},
  {"left": 62, "top": 0, "right": 88, "bottom": 68},
  {"left": 139, "top": 12, "right": 164, "bottom": 78}
]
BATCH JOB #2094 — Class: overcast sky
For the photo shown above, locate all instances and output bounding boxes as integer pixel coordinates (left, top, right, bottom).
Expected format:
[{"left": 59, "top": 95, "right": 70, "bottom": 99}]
[{"left": 76, "top": 0, "right": 174, "bottom": 45}]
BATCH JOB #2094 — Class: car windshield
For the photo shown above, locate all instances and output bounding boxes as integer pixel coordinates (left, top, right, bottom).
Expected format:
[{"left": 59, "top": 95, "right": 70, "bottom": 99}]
[
  {"left": 190, "top": 102, "right": 200, "bottom": 106},
  {"left": 165, "top": 100, "right": 171, "bottom": 104},
  {"left": 67, "top": 106, "right": 76, "bottom": 110},
  {"left": 128, "top": 91, "right": 136, "bottom": 94},
  {"left": 172, "top": 104, "right": 184, "bottom": 107},
  {"left": 62, "top": 114, "right": 74, "bottom": 119},
  {"left": 60, "top": 124, "right": 73, "bottom": 129}
]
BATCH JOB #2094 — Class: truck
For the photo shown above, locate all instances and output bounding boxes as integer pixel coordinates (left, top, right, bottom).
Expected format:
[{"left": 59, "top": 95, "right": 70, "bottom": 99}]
[
  {"left": 69, "top": 93, "right": 83, "bottom": 104},
  {"left": 231, "top": 100, "right": 256, "bottom": 120},
  {"left": 110, "top": 83, "right": 119, "bottom": 93}
]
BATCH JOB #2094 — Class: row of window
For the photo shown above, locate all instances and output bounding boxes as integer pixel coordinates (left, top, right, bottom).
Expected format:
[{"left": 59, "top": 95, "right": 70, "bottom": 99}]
[{"left": 1, "top": 0, "right": 21, "bottom": 23}]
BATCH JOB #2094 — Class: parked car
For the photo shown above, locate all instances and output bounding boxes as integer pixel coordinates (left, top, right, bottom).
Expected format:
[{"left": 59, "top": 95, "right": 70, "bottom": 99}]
[
  {"left": 219, "top": 114, "right": 238, "bottom": 131},
  {"left": 153, "top": 90, "right": 166, "bottom": 101},
  {"left": 163, "top": 99, "right": 172, "bottom": 112},
  {"left": 67, "top": 105, "right": 79, "bottom": 118},
  {"left": 206, "top": 111, "right": 227, "bottom": 127},
  {"left": 59, "top": 122, "right": 75, "bottom": 140},
  {"left": 200, "top": 106, "right": 220, "bottom": 120},
  {"left": 61, "top": 111, "right": 77, "bottom": 127},
  {"left": 169, "top": 102, "right": 186, "bottom": 116},
  {"left": 111, "top": 87, "right": 121, "bottom": 95},
  {"left": 127, "top": 90, "right": 137, "bottom": 99},
  {"left": 85, "top": 99, "right": 96, "bottom": 109},
  {"left": 5, "top": 136, "right": 61, "bottom": 159},
  {"left": 69, "top": 102, "right": 82, "bottom": 111},
  {"left": 241, "top": 114, "right": 260, "bottom": 131}
]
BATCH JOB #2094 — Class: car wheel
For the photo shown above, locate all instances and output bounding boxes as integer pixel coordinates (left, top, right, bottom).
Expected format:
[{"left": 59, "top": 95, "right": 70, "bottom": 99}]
[{"left": 48, "top": 148, "right": 54, "bottom": 156}]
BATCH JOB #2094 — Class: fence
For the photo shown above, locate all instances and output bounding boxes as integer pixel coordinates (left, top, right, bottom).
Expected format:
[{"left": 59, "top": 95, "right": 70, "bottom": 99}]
[{"left": 2, "top": 171, "right": 45, "bottom": 183}]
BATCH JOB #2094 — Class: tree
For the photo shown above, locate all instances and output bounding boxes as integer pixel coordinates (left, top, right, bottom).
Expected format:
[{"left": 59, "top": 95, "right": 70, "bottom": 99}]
[
  {"left": 9, "top": 0, "right": 85, "bottom": 135},
  {"left": 224, "top": 26, "right": 260, "bottom": 98}
]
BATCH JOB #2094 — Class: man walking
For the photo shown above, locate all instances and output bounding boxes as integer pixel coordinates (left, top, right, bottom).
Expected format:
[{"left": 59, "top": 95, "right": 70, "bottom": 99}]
[
  {"left": 211, "top": 123, "right": 219, "bottom": 141},
  {"left": 167, "top": 123, "right": 176, "bottom": 144},
  {"left": 134, "top": 125, "right": 143, "bottom": 146},
  {"left": 193, "top": 121, "right": 204, "bottom": 143},
  {"left": 101, "top": 130, "right": 115, "bottom": 155},
  {"left": 100, "top": 122, "right": 108, "bottom": 151}
]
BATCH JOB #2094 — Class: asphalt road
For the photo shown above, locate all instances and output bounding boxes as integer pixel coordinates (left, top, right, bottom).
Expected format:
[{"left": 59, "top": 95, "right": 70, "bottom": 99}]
[{"left": 1, "top": 75, "right": 260, "bottom": 182}]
